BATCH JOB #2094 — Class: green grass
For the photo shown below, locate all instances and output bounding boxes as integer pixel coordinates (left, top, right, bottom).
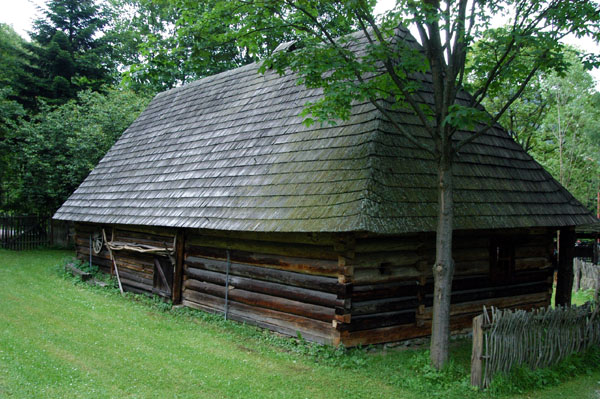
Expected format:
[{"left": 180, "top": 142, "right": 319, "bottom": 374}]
[
  {"left": 0, "top": 249, "right": 599, "bottom": 399},
  {"left": 573, "top": 289, "right": 597, "bottom": 306}
]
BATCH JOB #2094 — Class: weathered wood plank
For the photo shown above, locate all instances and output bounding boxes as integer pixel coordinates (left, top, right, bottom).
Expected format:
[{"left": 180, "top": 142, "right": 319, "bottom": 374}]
[
  {"left": 353, "top": 266, "right": 420, "bottom": 284},
  {"left": 181, "top": 292, "right": 336, "bottom": 344},
  {"left": 351, "top": 251, "right": 421, "bottom": 268},
  {"left": 340, "top": 310, "right": 416, "bottom": 332},
  {"left": 340, "top": 311, "right": 480, "bottom": 347},
  {"left": 172, "top": 229, "right": 185, "bottom": 304},
  {"left": 120, "top": 276, "right": 152, "bottom": 292},
  {"left": 65, "top": 263, "right": 91, "bottom": 280},
  {"left": 185, "top": 259, "right": 340, "bottom": 293},
  {"left": 471, "top": 315, "right": 484, "bottom": 388},
  {"left": 418, "top": 292, "right": 549, "bottom": 320},
  {"left": 422, "top": 281, "right": 550, "bottom": 306},
  {"left": 187, "top": 234, "right": 337, "bottom": 260},
  {"left": 354, "top": 237, "right": 423, "bottom": 253},
  {"left": 186, "top": 246, "right": 340, "bottom": 276},
  {"left": 184, "top": 268, "right": 342, "bottom": 307},
  {"left": 117, "top": 268, "right": 153, "bottom": 286},
  {"left": 196, "top": 229, "right": 337, "bottom": 246},
  {"left": 352, "top": 297, "right": 419, "bottom": 316},
  {"left": 351, "top": 280, "right": 419, "bottom": 300},
  {"left": 183, "top": 280, "right": 335, "bottom": 322}
]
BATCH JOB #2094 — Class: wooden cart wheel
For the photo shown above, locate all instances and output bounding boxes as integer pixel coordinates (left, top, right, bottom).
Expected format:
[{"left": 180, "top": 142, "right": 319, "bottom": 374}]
[{"left": 92, "top": 232, "right": 103, "bottom": 254}]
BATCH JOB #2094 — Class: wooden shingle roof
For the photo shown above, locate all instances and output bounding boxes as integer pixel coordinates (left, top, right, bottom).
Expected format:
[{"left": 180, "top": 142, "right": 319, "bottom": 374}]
[{"left": 54, "top": 31, "right": 596, "bottom": 233}]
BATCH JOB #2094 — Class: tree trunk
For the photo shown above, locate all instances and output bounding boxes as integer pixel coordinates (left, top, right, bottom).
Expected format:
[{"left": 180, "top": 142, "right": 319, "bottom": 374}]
[
  {"left": 555, "top": 227, "right": 575, "bottom": 307},
  {"left": 430, "top": 155, "right": 455, "bottom": 369}
]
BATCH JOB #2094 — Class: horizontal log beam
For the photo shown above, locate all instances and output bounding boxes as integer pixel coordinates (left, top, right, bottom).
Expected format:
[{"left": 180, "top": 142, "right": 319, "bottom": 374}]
[
  {"left": 352, "top": 280, "right": 419, "bottom": 300},
  {"left": 353, "top": 266, "right": 420, "bottom": 284},
  {"left": 339, "top": 310, "right": 416, "bottom": 332},
  {"left": 187, "top": 234, "right": 337, "bottom": 260},
  {"left": 181, "top": 291, "right": 336, "bottom": 344},
  {"left": 185, "top": 260, "right": 339, "bottom": 293},
  {"left": 352, "top": 251, "right": 420, "bottom": 268},
  {"left": 351, "top": 296, "right": 419, "bottom": 316},
  {"left": 186, "top": 246, "right": 340, "bottom": 277},
  {"left": 184, "top": 268, "right": 342, "bottom": 308},
  {"left": 195, "top": 229, "right": 337, "bottom": 246},
  {"left": 417, "top": 292, "right": 549, "bottom": 320},
  {"left": 183, "top": 280, "right": 335, "bottom": 322},
  {"left": 354, "top": 237, "right": 423, "bottom": 253}
]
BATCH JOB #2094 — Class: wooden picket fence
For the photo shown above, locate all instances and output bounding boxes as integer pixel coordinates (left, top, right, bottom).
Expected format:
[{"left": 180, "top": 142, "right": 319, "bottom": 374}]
[
  {"left": 0, "top": 215, "right": 51, "bottom": 250},
  {"left": 471, "top": 303, "right": 600, "bottom": 388}
]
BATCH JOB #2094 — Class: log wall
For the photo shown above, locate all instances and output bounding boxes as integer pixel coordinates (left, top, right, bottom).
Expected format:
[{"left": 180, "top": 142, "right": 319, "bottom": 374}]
[
  {"left": 338, "top": 229, "right": 555, "bottom": 346},
  {"left": 75, "top": 223, "right": 177, "bottom": 295},
  {"left": 75, "top": 224, "right": 555, "bottom": 347},
  {"left": 181, "top": 231, "right": 341, "bottom": 344}
]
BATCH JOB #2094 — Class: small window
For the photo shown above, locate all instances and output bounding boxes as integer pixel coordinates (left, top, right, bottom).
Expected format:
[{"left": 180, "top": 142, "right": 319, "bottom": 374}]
[{"left": 490, "top": 237, "right": 515, "bottom": 285}]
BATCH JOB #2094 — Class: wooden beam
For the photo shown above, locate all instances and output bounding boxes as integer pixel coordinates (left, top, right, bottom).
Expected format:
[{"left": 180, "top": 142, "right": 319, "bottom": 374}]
[
  {"left": 470, "top": 315, "right": 484, "bottom": 388},
  {"left": 555, "top": 227, "right": 576, "bottom": 307},
  {"left": 172, "top": 229, "right": 185, "bottom": 304}
]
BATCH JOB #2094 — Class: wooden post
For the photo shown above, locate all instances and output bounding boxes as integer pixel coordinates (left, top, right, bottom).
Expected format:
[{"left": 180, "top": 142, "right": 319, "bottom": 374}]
[
  {"left": 470, "top": 314, "right": 484, "bottom": 389},
  {"left": 593, "top": 233, "right": 599, "bottom": 265},
  {"left": 555, "top": 227, "right": 576, "bottom": 307},
  {"left": 573, "top": 258, "right": 580, "bottom": 292},
  {"left": 172, "top": 229, "right": 185, "bottom": 304}
]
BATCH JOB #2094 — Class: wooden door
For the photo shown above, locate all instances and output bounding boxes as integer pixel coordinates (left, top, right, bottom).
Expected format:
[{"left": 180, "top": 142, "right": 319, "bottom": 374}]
[{"left": 153, "top": 256, "right": 174, "bottom": 297}]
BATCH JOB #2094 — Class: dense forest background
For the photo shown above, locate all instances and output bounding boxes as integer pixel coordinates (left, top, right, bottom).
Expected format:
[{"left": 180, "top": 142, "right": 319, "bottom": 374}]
[{"left": 1, "top": 0, "right": 599, "bottom": 215}]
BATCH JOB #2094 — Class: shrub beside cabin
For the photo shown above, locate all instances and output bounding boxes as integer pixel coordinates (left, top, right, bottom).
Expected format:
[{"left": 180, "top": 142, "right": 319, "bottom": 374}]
[{"left": 54, "top": 31, "right": 596, "bottom": 346}]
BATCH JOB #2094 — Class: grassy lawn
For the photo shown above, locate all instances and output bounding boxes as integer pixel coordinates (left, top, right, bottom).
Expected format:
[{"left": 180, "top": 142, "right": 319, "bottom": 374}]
[{"left": 0, "top": 249, "right": 599, "bottom": 399}]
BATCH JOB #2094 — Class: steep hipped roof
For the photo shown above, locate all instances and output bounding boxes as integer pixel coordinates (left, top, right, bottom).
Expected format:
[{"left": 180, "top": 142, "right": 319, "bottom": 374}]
[{"left": 54, "top": 31, "right": 596, "bottom": 233}]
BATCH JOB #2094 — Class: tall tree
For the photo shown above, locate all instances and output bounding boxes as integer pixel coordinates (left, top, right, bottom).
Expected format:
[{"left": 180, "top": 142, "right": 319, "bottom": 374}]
[
  {"left": 472, "top": 45, "right": 600, "bottom": 211},
  {"left": 27, "top": 0, "right": 116, "bottom": 104},
  {"left": 8, "top": 89, "right": 150, "bottom": 214},
  {"left": 0, "top": 24, "right": 29, "bottom": 209},
  {"left": 536, "top": 54, "right": 600, "bottom": 209},
  {"left": 107, "top": 0, "right": 346, "bottom": 92},
  {"left": 193, "top": 0, "right": 600, "bottom": 368}
]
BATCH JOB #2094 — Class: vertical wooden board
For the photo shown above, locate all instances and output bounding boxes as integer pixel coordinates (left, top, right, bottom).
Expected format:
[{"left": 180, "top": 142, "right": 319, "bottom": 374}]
[
  {"left": 470, "top": 315, "right": 484, "bottom": 388},
  {"left": 556, "top": 227, "right": 575, "bottom": 306},
  {"left": 172, "top": 229, "right": 185, "bottom": 304}
]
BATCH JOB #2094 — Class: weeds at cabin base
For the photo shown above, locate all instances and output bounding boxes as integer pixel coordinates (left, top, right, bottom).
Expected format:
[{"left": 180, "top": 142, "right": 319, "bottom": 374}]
[{"left": 58, "top": 256, "right": 600, "bottom": 398}]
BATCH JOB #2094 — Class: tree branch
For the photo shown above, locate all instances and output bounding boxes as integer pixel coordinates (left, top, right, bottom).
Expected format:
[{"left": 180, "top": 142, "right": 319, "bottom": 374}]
[{"left": 455, "top": 62, "right": 542, "bottom": 152}]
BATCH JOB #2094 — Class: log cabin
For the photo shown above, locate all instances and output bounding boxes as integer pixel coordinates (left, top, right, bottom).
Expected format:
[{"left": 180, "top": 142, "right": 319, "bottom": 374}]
[{"left": 54, "top": 29, "right": 596, "bottom": 346}]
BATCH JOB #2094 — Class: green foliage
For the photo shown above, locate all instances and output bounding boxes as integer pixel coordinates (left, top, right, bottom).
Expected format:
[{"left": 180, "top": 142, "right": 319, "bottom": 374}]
[
  {"left": 26, "top": 0, "right": 116, "bottom": 105},
  {"left": 473, "top": 46, "right": 600, "bottom": 211},
  {"left": 0, "top": 24, "right": 34, "bottom": 110},
  {"left": 572, "top": 289, "right": 597, "bottom": 306},
  {"left": 108, "top": 0, "right": 297, "bottom": 92},
  {"left": 2, "top": 88, "right": 150, "bottom": 214},
  {"left": 487, "top": 346, "right": 600, "bottom": 396}
]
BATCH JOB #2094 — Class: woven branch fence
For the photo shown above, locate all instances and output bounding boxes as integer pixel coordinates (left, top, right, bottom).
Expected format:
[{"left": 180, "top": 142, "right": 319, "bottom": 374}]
[
  {"left": 471, "top": 303, "right": 600, "bottom": 388},
  {"left": 574, "top": 258, "right": 600, "bottom": 293}
]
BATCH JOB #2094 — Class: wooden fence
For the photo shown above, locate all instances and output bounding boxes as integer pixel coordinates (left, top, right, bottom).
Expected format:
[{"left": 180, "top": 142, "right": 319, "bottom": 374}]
[
  {"left": 574, "top": 258, "right": 600, "bottom": 293},
  {"left": 0, "top": 215, "right": 51, "bottom": 250},
  {"left": 471, "top": 304, "right": 600, "bottom": 389}
]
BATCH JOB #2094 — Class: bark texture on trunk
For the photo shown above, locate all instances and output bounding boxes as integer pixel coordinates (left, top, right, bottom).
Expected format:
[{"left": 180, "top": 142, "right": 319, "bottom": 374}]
[
  {"left": 430, "top": 155, "right": 455, "bottom": 369},
  {"left": 555, "top": 227, "right": 575, "bottom": 307}
]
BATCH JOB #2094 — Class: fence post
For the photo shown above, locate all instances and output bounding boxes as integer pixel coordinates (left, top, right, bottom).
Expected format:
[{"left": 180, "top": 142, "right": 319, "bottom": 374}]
[
  {"left": 471, "top": 314, "right": 484, "bottom": 389},
  {"left": 556, "top": 227, "right": 576, "bottom": 306}
]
